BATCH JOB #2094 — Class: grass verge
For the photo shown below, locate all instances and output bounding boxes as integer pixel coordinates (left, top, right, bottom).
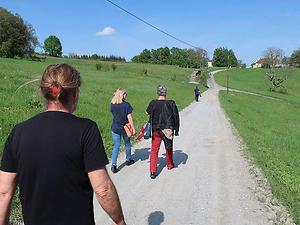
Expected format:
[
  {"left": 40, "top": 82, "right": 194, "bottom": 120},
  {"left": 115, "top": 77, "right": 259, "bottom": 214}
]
[{"left": 219, "top": 91, "right": 300, "bottom": 224}]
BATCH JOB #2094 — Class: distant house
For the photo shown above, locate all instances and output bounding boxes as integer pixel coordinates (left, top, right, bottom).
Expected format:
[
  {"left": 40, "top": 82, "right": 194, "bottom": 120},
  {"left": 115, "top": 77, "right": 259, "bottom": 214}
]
[
  {"left": 251, "top": 58, "right": 266, "bottom": 68},
  {"left": 207, "top": 61, "right": 213, "bottom": 67}
]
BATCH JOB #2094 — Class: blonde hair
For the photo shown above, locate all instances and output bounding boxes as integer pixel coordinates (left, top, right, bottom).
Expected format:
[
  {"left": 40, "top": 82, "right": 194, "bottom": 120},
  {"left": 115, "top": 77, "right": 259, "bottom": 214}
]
[
  {"left": 111, "top": 88, "right": 127, "bottom": 104},
  {"left": 40, "top": 64, "right": 81, "bottom": 105}
]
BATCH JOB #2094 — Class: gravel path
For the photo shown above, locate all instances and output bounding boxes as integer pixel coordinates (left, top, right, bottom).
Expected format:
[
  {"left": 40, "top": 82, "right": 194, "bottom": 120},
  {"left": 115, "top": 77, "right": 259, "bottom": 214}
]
[{"left": 93, "top": 70, "right": 274, "bottom": 225}]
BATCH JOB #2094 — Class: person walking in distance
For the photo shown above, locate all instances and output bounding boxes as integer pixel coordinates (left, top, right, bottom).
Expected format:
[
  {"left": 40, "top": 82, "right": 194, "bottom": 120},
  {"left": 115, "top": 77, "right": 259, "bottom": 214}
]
[
  {"left": 110, "top": 88, "right": 136, "bottom": 173},
  {"left": 0, "top": 64, "right": 126, "bottom": 225},
  {"left": 194, "top": 86, "right": 201, "bottom": 101},
  {"left": 146, "top": 85, "right": 180, "bottom": 179}
]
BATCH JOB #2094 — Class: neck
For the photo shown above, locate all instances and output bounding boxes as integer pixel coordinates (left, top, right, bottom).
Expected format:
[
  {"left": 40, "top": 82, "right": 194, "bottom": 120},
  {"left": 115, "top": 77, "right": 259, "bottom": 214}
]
[
  {"left": 158, "top": 96, "right": 166, "bottom": 100},
  {"left": 46, "top": 102, "right": 71, "bottom": 113}
]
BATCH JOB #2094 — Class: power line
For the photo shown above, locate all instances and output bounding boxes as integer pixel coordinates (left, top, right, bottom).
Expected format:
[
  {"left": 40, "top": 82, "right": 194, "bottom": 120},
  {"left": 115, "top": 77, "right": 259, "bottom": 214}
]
[{"left": 104, "top": 0, "right": 198, "bottom": 49}]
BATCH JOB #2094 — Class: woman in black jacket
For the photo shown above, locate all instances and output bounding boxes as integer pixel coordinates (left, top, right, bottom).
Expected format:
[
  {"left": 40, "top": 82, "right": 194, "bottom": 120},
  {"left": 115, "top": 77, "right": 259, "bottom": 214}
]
[{"left": 146, "top": 85, "right": 179, "bottom": 179}]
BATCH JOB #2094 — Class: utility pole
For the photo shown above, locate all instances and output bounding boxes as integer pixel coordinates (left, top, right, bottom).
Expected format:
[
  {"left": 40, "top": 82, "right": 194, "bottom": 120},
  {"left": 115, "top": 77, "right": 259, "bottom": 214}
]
[{"left": 227, "top": 55, "right": 230, "bottom": 94}]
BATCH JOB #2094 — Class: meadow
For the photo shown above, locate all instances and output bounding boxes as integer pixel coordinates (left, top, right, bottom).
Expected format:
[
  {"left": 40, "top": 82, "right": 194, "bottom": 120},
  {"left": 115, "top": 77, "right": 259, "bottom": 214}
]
[
  {"left": 215, "top": 67, "right": 300, "bottom": 104},
  {"left": 216, "top": 68, "right": 300, "bottom": 224},
  {"left": 0, "top": 57, "right": 198, "bottom": 158},
  {"left": 0, "top": 57, "right": 203, "bottom": 222}
]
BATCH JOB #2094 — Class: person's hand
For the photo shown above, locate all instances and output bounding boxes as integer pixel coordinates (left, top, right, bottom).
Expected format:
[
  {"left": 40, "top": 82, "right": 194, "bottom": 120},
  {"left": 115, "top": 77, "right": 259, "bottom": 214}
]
[{"left": 132, "top": 127, "right": 136, "bottom": 135}]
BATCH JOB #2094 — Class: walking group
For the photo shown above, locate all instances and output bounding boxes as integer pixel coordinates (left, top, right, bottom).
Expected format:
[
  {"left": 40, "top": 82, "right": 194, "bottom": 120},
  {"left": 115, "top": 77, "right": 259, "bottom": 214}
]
[{"left": 0, "top": 63, "right": 180, "bottom": 225}]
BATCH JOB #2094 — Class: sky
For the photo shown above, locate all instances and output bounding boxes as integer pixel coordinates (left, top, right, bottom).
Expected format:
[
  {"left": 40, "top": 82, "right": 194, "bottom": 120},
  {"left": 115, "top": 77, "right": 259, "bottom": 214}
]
[{"left": 1, "top": 0, "right": 300, "bottom": 66}]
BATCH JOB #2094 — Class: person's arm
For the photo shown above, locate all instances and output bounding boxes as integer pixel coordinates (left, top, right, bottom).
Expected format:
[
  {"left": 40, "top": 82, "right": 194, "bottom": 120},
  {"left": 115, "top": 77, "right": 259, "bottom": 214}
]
[
  {"left": 127, "top": 113, "right": 136, "bottom": 135},
  {"left": 88, "top": 167, "right": 126, "bottom": 225},
  {"left": 0, "top": 171, "right": 17, "bottom": 225},
  {"left": 172, "top": 102, "right": 180, "bottom": 136}
]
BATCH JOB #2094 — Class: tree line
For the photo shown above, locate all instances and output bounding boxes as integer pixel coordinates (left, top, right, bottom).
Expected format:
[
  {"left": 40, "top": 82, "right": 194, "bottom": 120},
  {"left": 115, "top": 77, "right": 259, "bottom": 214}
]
[
  {"left": 131, "top": 47, "right": 209, "bottom": 68},
  {"left": 131, "top": 47, "right": 244, "bottom": 68},
  {"left": 66, "top": 53, "right": 125, "bottom": 62}
]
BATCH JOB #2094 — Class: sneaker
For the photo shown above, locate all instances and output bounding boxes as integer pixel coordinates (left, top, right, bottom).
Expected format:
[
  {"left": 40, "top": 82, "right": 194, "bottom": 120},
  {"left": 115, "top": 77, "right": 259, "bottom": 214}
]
[
  {"left": 126, "top": 159, "right": 135, "bottom": 166},
  {"left": 111, "top": 165, "right": 118, "bottom": 173},
  {"left": 150, "top": 172, "right": 156, "bottom": 179}
]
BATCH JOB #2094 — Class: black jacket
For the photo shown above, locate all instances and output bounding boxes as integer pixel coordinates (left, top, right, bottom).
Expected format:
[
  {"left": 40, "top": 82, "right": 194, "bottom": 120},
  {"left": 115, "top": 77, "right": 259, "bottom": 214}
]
[{"left": 157, "top": 100, "right": 180, "bottom": 135}]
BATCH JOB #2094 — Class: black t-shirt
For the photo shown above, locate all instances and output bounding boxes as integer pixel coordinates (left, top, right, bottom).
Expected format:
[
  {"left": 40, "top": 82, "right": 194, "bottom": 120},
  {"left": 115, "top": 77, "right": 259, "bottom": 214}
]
[
  {"left": 146, "top": 100, "right": 167, "bottom": 131},
  {"left": 0, "top": 111, "right": 109, "bottom": 225},
  {"left": 111, "top": 101, "right": 133, "bottom": 135}
]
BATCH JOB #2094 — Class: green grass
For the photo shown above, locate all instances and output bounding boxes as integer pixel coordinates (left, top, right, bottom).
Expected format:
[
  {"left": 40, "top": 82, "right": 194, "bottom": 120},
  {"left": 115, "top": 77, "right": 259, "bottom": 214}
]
[
  {"left": 217, "top": 68, "right": 300, "bottom": 224},
  {"left": 215, "top": 68, "right": 300, "bottom": 105},
  {"left": 0, "top": 57, "right": 198, "bottom": 222},
  {"left": 0, "top": 57, "right": 197, "bottom": 155}
]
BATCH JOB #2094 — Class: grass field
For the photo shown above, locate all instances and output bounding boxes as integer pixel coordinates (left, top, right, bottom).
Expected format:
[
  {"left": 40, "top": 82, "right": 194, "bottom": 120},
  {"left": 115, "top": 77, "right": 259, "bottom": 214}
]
[
  {"left": 0, "top": 57, "right": 202, "bottom": 222},
  {"left": 215, "top": 68, "right": 300, "bottom": 105},
  {"left": 0, "top": 57, "right": 200, "bottom": 156},
  {"left": 217, "top": 68, "right": 300, "bottom": 224}
]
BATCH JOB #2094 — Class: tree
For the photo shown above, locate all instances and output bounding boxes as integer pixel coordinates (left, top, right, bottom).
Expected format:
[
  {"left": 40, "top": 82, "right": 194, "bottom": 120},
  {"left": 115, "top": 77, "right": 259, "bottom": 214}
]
[
  {"left": 263, "top": 48, "right": 287, "bottom": 93},
  {"left": 212, "top": 47, "right": 238, "bottom": 67},
  {"left": 0, "top": 7, "right": 38, "bottom": 58},
  {"left": 170, "top": 47, "right": 187, "bottom": 66},
  {"left": 263, "top": 47, "right": 284, "bottom": 70},
  {"left": 157, "top": 47, "right": 170, "bottom": 64},
  {"left": 43, "top": 35, "right": 62, "bottom": 57},
  {"left": 237, "top": 60, "right": 246, "bottom": 68},
  {"left": 139, "top": 49, "right": 152, "bottom": 63},
  {"left": 290, "top": 48, "right": 300, "bottom": 67},
  {"left": 195, "top": 48, "right": 209, "bottom": 67}
]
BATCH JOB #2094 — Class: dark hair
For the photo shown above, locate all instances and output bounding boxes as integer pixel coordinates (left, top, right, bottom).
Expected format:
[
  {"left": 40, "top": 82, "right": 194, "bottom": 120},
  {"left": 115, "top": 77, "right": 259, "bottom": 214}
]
[{"left": 40, "top": 63, "right": 81, "bottom": 105}]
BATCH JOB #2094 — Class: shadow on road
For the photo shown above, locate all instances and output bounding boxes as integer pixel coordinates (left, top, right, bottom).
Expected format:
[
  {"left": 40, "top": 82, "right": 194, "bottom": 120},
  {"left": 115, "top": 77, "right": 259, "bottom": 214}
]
[
  {"left": 133, "top": 147, "right": 151, "bottom": 161},
  {"left": 117, "top": 147, "right": 150, "bottom": 172},
  {"left": 157, "top": 149, "right": 188, "bottom": 175},
  {"left": 148, "top": 211, "right": 164, "bottom": 225}
]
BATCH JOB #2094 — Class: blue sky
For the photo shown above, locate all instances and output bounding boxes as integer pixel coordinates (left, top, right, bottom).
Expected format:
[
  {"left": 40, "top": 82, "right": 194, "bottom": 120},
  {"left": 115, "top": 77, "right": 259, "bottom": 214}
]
[{"left": 1, "top": 0, "right": 300, "bottom": 66}]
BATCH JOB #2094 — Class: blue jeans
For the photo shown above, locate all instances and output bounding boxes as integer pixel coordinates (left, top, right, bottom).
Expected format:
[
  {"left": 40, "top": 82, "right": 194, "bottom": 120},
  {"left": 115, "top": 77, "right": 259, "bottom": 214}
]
[{"left": 111, "top": 132, "right": 132, "bottom": 166}]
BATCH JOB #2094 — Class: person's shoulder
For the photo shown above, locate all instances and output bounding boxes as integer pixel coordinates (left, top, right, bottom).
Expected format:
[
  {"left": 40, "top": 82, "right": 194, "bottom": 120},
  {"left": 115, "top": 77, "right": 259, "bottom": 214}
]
[
  {"left": 150, "top": 99, "right": 158, "bottom": 104},
  {"left": 167, "top": 99, "right": 176, "bottom": 104},
  {"left": 16, "top": 112, "right": 47, "bottom": 129},
  {"left": 72, "top": 115, "right": 97, "bottom": 127},
  {"left": 123, "top": 101, "right": 131, "bottom": 106}
]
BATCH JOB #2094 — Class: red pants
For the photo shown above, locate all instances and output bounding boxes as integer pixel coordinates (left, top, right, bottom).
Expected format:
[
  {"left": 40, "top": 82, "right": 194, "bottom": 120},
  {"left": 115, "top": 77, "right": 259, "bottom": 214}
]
[{"left": 150, "top": 131, "right": 174, "bottom": 173}]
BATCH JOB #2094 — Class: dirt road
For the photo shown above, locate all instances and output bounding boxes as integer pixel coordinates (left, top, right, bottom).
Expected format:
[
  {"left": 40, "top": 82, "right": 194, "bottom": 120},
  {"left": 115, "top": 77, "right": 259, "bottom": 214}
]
[{"left": 94, "top": 71, "right": 273, "bottom": 225}]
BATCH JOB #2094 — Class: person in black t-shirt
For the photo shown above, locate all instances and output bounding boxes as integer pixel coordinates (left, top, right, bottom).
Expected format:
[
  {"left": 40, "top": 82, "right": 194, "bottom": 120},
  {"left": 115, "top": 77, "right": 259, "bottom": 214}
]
[
  {"left": 110, "top": 88, "right": 136, "bottom": 173},
  {"left": 146, "top": 85, "right": 180, "bottom": 179},
  {"left": 194, "top": 86, "right": 201, "bottom": 101},
  {"left": 0, "top": 64, "right": 126, "bottom": 225}
]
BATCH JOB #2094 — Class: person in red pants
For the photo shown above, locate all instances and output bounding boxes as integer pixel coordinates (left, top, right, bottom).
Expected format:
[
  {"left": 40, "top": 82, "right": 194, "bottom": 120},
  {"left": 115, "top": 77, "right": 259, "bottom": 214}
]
[{"left": 146, "top": 85, "right": 180, "bottom": 179}]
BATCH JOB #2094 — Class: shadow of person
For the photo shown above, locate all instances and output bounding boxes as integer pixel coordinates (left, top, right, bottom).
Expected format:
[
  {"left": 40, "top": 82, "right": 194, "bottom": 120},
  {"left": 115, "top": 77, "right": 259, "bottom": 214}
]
[
  {"left": 148, "top": 211, "right": 164, "bottom": 225},
  {"left": 132, "top": 147, "right": 151, "bottom": 162},
  {"left": 157, "top": 149, "right": 188, "bottom": 176},
  {"left": 118, "top": 147, "right": 150, "bottom": 172},
  {"left": 173, "top": 149, "right": 188, "bottom": 167}
]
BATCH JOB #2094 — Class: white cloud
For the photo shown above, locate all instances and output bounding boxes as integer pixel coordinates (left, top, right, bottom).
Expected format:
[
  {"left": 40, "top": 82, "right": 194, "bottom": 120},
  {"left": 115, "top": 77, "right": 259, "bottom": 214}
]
[{"left": 96, "top": 27, "right": 116, "bottom": 36}]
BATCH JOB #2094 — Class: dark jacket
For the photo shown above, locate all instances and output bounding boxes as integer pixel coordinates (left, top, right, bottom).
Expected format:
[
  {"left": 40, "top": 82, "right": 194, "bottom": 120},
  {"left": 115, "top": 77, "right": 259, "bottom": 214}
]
[{"left": 157, "top": 100, "right": 180, "bottom": 135}]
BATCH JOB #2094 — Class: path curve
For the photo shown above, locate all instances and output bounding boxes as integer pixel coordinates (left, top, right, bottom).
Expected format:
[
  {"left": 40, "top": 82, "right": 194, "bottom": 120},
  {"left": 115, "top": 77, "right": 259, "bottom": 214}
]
[{"left": 94, "top": 70, "right": 274, "bottom": 225}]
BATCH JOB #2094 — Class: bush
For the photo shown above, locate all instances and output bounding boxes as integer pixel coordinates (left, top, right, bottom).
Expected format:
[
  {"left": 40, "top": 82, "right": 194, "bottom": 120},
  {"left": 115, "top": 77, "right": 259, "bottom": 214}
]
[
  {"left": 141, "top": 68, "right": 148, "bottom": 76},
  {"left": 171, "top": 74, "right": 177, "bottom": 81},
  {"left": 96, "top": 63, "right": 102, "bottom": 71},
  {"left": 102, "top": 63, "right": 110, "bottom": 72},
  {"left": 111, "top": 64, "right": 117, "bottom": 71}
]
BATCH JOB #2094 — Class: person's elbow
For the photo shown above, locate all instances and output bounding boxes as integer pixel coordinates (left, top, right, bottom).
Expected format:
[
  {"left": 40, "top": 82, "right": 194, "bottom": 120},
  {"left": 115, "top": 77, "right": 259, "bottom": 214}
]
[{"left": 93, "top": 179, "right": 115, "bottom": 201}]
